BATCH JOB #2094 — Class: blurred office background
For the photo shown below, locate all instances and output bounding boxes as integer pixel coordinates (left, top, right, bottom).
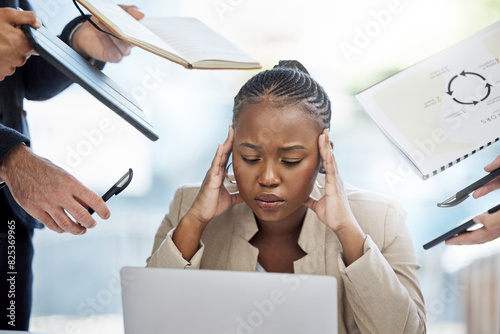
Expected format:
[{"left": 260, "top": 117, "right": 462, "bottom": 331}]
[{"left": 24, "top": 0, "right": 500, "bottom": 333}]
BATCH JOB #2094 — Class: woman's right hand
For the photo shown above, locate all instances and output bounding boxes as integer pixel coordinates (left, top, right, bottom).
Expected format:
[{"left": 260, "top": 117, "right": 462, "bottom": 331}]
[
  {"left": 173, "top": 127, "right": 243, "bottom": 261},
  {"left": 186, "top": 126, "right": 243, "bottom": 225}
]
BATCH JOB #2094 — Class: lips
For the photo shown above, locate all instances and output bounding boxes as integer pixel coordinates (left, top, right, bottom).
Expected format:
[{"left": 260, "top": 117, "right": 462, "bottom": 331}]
[{"left": 254, "top": 193, "right": 285, "bottom": 210}]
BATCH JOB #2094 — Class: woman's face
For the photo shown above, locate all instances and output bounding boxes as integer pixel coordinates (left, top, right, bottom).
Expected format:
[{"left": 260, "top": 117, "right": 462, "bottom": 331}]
[{"left": 232, "top": 100, "right": 321, "bottom": 224}]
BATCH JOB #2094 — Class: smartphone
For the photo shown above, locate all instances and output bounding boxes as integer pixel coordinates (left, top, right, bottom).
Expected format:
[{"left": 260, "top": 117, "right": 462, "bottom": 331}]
[
  {"left": 423, "top": 203, "right": 500, "bottom": 250},
  {"left": 88, "top": 169, "right": 133, "bottom": 215}
]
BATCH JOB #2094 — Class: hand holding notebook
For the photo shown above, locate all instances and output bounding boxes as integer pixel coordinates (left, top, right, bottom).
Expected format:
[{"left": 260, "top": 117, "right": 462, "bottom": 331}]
[{"left": 75, "top": 0, "right": 261, "bottom": 69}]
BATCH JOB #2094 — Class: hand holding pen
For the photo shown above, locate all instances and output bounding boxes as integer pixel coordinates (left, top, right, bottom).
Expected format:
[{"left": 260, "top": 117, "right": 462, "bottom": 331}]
[{"left": 88, "top": 169, "right": 133, "bottom": 215}]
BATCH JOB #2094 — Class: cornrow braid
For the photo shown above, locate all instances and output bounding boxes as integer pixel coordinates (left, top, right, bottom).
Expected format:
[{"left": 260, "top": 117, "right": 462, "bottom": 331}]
[{"left": 233, "top": 60, "right": 331, "bottom": 130}]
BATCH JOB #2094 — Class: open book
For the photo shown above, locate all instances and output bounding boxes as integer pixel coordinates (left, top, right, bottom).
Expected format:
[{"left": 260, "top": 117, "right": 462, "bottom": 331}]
[
  {"left": 76, "top": 0, "right": 261, "bottom": 70},
  {"left": 356, "top": 20, "right": 500, "bottom": 180}
]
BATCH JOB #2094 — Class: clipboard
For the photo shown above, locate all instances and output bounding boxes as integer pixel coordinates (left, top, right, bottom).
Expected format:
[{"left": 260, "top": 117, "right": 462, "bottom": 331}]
[{"left": 22, "top": 25, "right": 159, "bottom": 141}]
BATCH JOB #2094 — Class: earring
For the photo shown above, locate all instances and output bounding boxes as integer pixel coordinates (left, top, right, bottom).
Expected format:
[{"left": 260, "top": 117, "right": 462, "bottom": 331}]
[
  {"left": 225, "top": 162, "right": 237, "bottom": 184},
  {"left": 315, "top": 180, "right": 324, "bottom": 189}
]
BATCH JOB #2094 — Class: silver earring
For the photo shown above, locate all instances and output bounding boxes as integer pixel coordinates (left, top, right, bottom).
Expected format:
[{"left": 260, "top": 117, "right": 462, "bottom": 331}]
[
  {"left": 315, "top": 180, "right": 324, "bottom": 189},
  {"left": 225, "top": 162, "right": 236, "bottom": 184}
]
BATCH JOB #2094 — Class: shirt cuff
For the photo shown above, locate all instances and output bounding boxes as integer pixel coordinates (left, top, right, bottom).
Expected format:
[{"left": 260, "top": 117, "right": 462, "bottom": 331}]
[{"left": 147, "top": 228, "right": 205, "bottom": 269}]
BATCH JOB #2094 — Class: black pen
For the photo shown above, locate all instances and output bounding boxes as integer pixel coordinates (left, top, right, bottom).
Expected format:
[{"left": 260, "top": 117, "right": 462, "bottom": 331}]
[
  {"left": 423, "top": 203, "right": 500, "bottom": 250},
  {"left": 88, "top": 169, "right": 133, "bottom": 215},
  {"left": 437, "top": 167, "right": 500, "bottom": 207}
]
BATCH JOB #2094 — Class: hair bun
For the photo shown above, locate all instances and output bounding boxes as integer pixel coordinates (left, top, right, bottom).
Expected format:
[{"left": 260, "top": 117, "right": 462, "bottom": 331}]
[{"left": 273, "top": 60, "right": 310, "bottom": 75}]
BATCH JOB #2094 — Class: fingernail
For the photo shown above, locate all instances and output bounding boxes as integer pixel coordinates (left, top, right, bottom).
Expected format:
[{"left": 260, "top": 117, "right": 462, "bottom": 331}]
[{"left": 35, "top": 18, "right": 42, "bottom": 28}]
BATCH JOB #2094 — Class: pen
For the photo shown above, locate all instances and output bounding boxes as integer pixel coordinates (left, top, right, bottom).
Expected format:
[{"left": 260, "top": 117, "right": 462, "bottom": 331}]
[
  {"left": 423, "top": 202, "right": 500, "bottom": 249},
  {"left": 437, "top": 167, "right": 500, "bottom": 207},
  {"left": 88, "top": 168, "right": 133, "bottom": 215}
]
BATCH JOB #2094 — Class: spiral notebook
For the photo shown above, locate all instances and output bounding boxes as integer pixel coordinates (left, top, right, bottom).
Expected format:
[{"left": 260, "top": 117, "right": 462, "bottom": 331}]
[{"left": 356, "top": 20, "right": 500, "bottom": 180}]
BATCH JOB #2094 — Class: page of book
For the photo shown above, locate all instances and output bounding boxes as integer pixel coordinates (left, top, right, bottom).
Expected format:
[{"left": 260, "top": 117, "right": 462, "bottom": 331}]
[
  {"left": 357, "top": 21, "right": 500, "bottom": 179},
  {"left": 77, "top": 0, "right": 180, "bottom": 60},
  {"left": 140, "top": 17, "right": 259, "bottom": 66}
]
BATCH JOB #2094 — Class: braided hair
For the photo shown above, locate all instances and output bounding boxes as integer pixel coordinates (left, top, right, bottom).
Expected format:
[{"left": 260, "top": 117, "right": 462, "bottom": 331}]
[{"left": 232, "top": 60, "right": 331, "bottom": 130}]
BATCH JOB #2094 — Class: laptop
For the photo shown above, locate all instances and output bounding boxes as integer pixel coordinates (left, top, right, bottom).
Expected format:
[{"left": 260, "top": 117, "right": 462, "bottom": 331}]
[
  {"left": 22, "top": 25, "right": 159, "bottom": 142},
  {"left": 121, "top": 267, "right": 338, "bottom": 334}
]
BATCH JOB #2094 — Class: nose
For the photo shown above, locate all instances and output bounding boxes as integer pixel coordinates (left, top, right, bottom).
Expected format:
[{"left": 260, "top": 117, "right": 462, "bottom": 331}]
[{"left": 257, "top": 160, "right": 281, "bottom": 187}]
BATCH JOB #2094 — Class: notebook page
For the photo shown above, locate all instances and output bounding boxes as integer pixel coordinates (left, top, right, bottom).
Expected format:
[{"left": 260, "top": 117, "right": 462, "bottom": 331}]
[
  {"left": 140, "top": 17, "right": 258, "bottom": 65},
  {"left": 79, "top": 0, "right": 178, "bottom": 56}
]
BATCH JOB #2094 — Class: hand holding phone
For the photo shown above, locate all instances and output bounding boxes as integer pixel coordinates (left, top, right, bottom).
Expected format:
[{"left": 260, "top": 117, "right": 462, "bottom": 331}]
[
  {"left": 423, "top": 203, "right": 500, "bottom": 249},
  {"left": 88, "top": 168, "right": 133, "bottom": 215}
]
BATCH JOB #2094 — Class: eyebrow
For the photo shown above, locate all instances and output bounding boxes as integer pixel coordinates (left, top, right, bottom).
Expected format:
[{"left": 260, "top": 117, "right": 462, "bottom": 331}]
[
  {"left": 239, "top": 143, "right": 307, "bottom": 151},
  {"left": 279, "top": 145, "right": 307, "bottom": 152}
]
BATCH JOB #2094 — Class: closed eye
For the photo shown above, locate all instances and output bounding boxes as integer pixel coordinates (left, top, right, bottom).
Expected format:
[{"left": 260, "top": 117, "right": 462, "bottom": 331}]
[
  {"left": 281, "top": 160, "right": 302, "bottom": 166},
  {"left": 242, "top": 157, "right": 261, "bottom": 164}
]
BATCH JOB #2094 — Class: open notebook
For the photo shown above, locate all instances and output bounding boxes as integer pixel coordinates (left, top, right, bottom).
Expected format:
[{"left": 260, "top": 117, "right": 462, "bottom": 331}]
[
  {"left": 356, "top": 20, "right": 500, "bottom": 180},
  {"left": 76, "top": 0, "right": 261, "bottom": 70}
]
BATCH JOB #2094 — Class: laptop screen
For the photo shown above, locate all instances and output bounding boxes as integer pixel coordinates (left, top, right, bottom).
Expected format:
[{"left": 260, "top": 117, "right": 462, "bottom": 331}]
[{"left": 121, "top": 267, "right": 337, "bottom": 334}]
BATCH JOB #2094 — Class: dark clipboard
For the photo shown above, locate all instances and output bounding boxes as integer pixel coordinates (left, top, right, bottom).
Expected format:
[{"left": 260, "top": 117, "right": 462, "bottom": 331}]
[{"left": 22, "top": 25, "right": 159, "bottom": 141}]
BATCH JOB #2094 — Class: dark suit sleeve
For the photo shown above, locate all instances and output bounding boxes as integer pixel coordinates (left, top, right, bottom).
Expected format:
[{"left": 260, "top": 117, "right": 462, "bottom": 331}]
[
  {"left": 0, "top": 124, "right": 29, "bottom": 163},
  {"left": 0, "top": 124, "right": 30, "bottom": 188}
]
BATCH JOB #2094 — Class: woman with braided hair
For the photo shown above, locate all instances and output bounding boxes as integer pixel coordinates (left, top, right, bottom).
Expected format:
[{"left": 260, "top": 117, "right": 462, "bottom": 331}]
[{"left": 147, "top": 60, "right": 426, "bottom": 333}]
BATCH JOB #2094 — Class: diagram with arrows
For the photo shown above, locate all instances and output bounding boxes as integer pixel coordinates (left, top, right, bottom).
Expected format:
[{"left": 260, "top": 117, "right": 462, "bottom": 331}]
[
  {"left": 356, "top": 20, "right": 500, "bottom": 179},
  {"left": 446, "top": 70, "right": 493, "bottom": 106}
]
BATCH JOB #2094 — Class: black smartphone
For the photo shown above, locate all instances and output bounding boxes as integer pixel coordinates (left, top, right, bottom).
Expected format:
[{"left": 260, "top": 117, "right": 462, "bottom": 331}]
[
  {"left": 88, "top": 169, "right": 133, "bottom": 215},
  {"left": 423, "top": 203, "right": 500, "bottom": 250}
]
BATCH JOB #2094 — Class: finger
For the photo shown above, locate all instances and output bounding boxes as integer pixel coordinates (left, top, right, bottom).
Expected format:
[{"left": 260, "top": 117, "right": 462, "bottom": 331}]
[
  {"left": 4, "top": 9, "right": 42, "bottom": 28},
  {"left": 476, "top": 211, "right": 500, "bottom": 230},
  {"left": 76, "top": 186, "right": 111, "bottom": 220},
  {"left": 8, "top": 27, "right": 35, "bottom": 59},
  {"left": 445, "top": 228, "right": 495, "bottom": 245},
  {"left": 317, "top": 131, "right": 328, "bottom": 163},
  {"left": 221, "top": 126, "right": 234, "bottom": 165},
  {"left": 202, "top": 143, "right": 225, "bottom": 189},
  {"left": 119, "top": 5, "right": 145, "bottom": 20},
  {"left": 0, "top": 67, "right": 16, "bottom": 80},
  {"left": 65, "top": 199, "right": 97, "bottom": 229},
  {"left": 230, "top": 192, "right": 244, "bottom": 206},
  {"left": 49, "top": 208, "right": 86, "bottom": 235},
  {"left": 36, "top": 211, "right": 64, "bottom": 234},
  {"left": 484, "top": 155, "right": 500, "bottom": 172},
  {"left": 303, "top": 196, "right": 318, "bottom": 211},
  {"left": 319, "top": 133, "right": 337, "bottom": 186},
  {"left": 472, "top": 178, "right": 500, "bottom": 198}
]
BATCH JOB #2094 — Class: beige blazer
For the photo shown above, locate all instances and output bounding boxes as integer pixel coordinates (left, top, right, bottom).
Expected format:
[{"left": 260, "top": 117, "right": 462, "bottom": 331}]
[{"left": 147, "top": 174, "right": 426, "bottom": 334}]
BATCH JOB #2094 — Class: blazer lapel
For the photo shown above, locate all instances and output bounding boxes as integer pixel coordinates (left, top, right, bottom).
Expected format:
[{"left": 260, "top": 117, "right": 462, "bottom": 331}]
[
  {"left": 226, "top": 203, "right": 259, "bottom": 271},
  {"left": 294, "top": 180, "right": 330, "bottom": 275}
]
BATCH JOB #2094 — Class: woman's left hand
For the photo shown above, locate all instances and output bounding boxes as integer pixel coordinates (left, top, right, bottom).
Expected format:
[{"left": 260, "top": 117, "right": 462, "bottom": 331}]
[{"left": 304, "top": 130, "right": 366, "bottom": 265}]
